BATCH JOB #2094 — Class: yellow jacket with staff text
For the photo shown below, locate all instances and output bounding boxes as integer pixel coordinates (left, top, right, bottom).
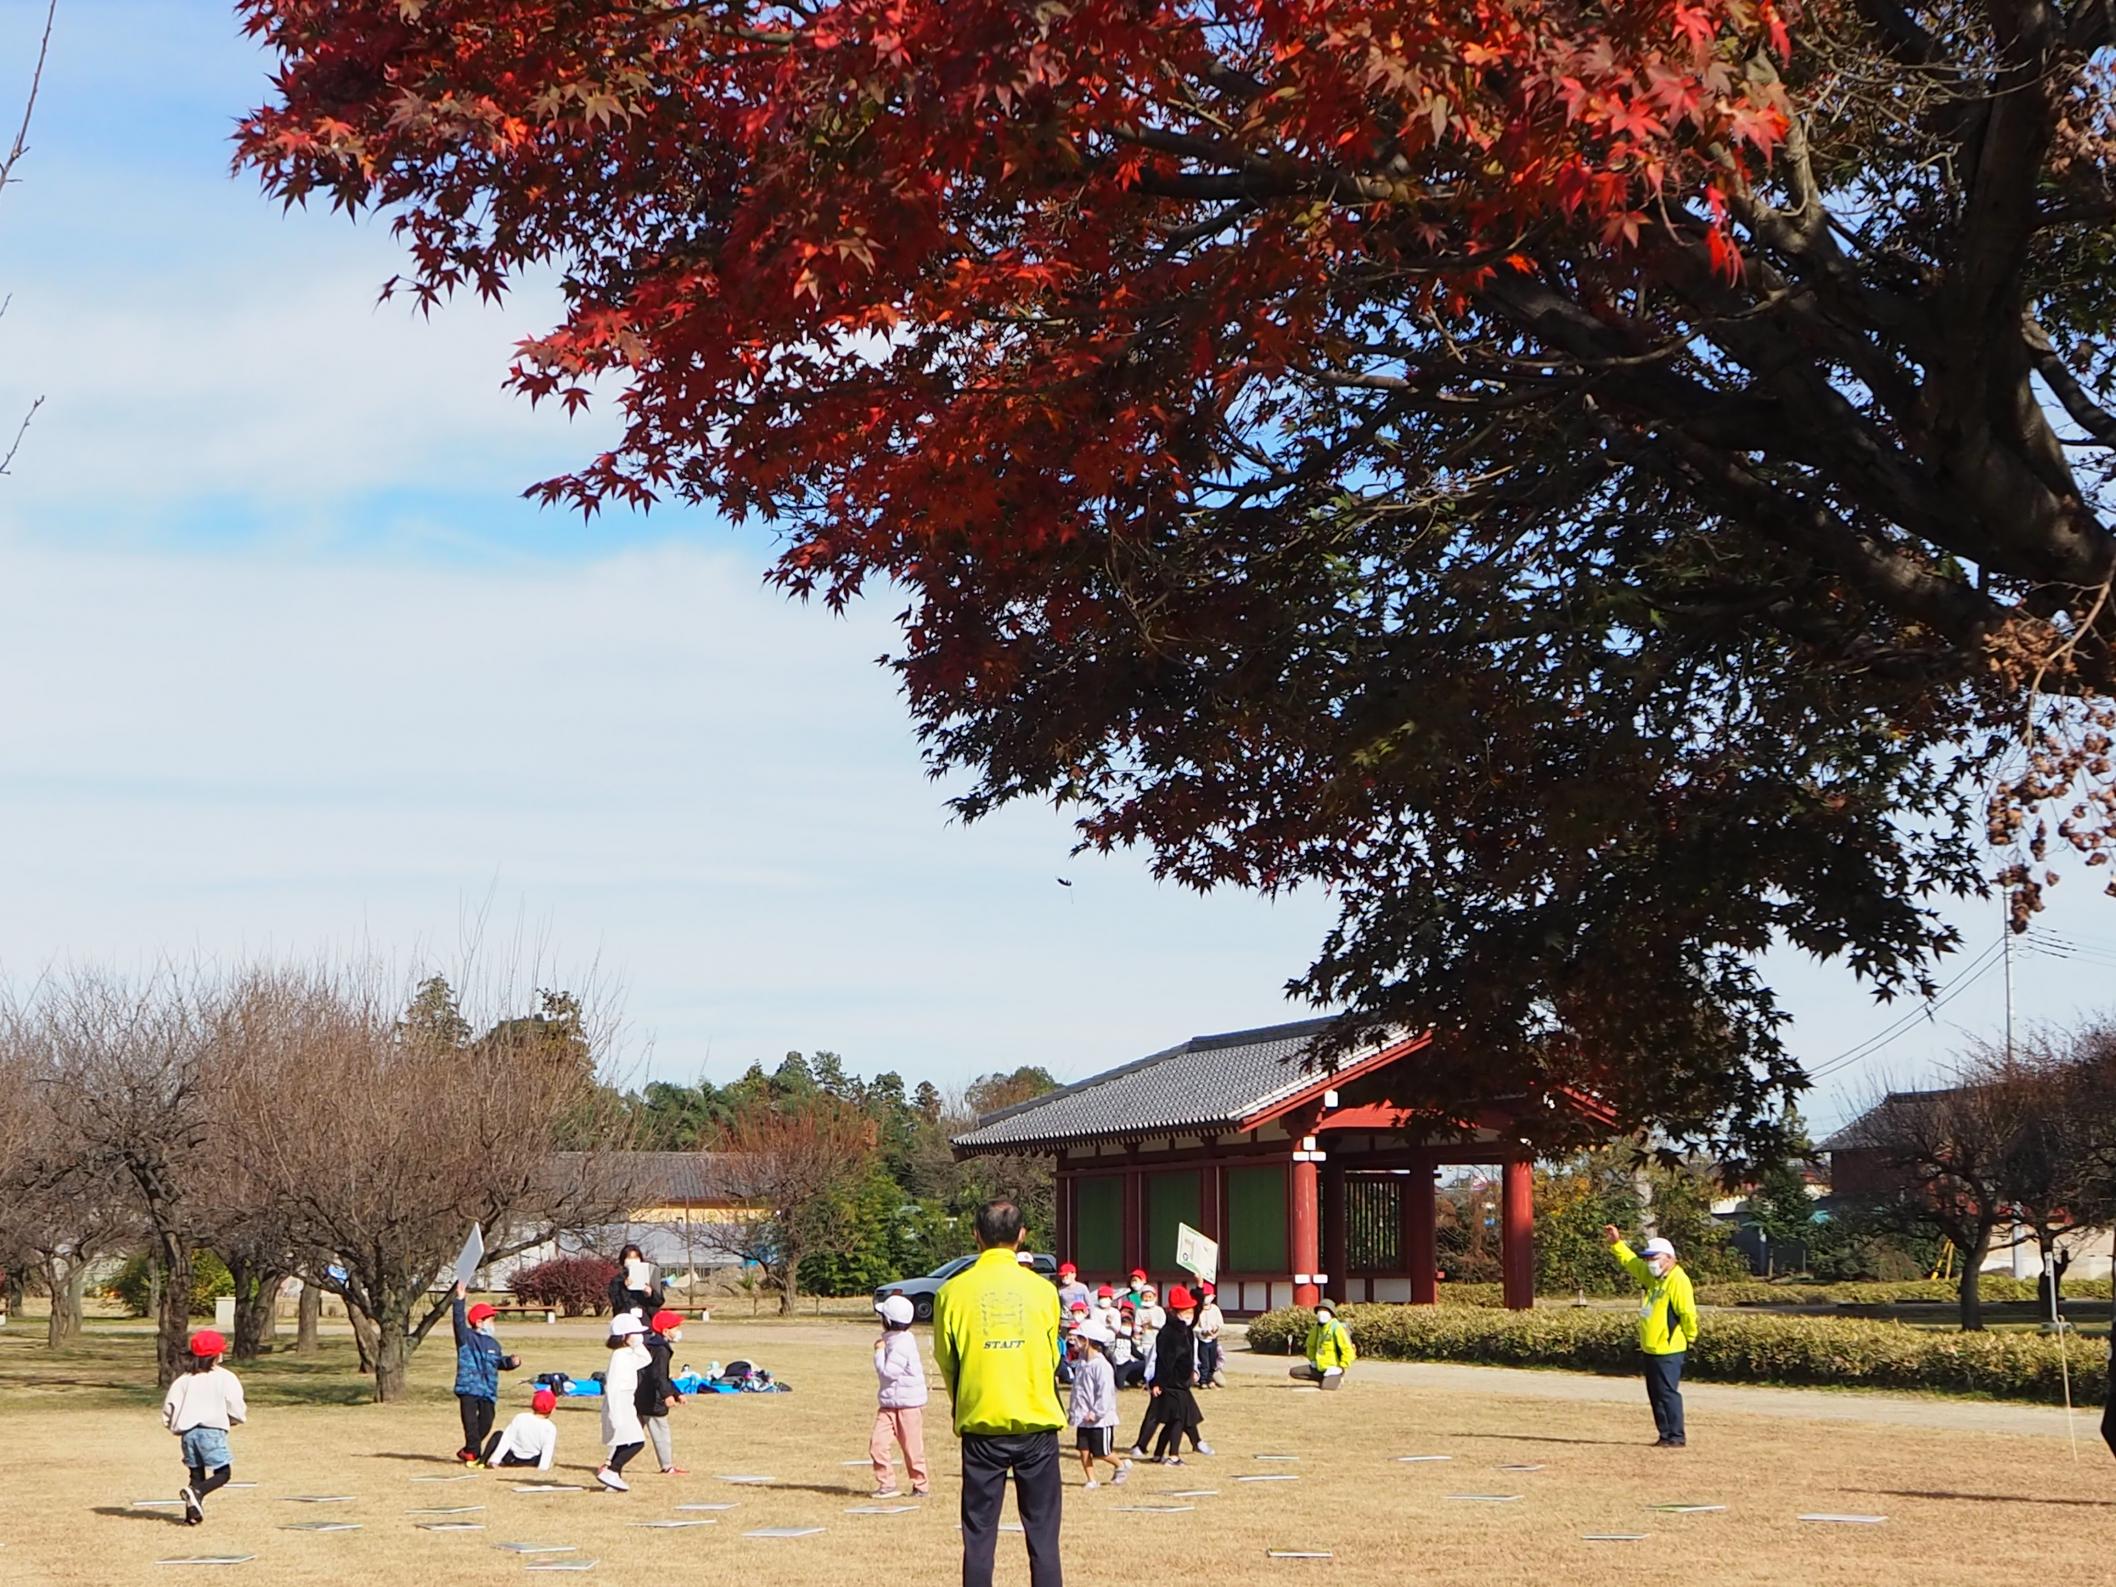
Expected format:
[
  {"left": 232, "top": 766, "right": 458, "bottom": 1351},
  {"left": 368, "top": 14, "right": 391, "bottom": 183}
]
[
  {"left": 1612, "top": 1241, "right": 1699, "bottom": 1355},
  {"left": 931, "top": 1247, "right": 1066, "bottom": 1436}
]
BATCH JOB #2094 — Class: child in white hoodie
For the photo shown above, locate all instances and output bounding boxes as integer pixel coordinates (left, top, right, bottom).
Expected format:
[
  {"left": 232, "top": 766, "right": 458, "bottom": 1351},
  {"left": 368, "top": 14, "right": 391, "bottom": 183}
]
[
  {"left": 162, "top": 1328, "right": 247, "bottom": 1526},
  {"left": 870, "top": 1294, "right": 930, "bottom": 1498},
  {"left": 595, "top": 1315, "right": 651, "bottom": 1492}
]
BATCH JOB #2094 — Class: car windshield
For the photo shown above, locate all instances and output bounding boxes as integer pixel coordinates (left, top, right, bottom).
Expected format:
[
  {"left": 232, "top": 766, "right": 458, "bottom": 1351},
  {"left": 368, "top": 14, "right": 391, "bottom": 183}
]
[{"left": 927, "top": 1256, "right": 973, "bottom": 1280}]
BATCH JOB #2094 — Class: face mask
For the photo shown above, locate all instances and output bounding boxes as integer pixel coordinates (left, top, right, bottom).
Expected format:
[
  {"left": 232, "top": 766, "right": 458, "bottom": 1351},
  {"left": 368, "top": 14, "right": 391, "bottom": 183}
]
[
  {"left": 666, "top": 1331, "right": 682, "bottom": 1345},
  {"left": 477, "top": 1320, "right": 496, "bottom": 1337}
]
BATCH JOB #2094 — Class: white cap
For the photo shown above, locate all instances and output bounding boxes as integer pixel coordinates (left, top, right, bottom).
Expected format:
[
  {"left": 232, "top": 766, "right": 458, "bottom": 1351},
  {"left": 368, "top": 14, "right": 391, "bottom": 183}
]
[
  {"left": 608, "top": 1314, "right": 646, "bottom": 1337},
  {"left": 1075, "top": 1322, "right": 1113, "bottom": 1346},
  {"left": 1642, "top": 1237, "right": 1676, "bottom": 1259},
  {"left": 1016, "top": 1250, "right": 1035, "bottom": 1265},
  {"left": 876, "top": 1295, "right": 914, "bottom": 1327}
]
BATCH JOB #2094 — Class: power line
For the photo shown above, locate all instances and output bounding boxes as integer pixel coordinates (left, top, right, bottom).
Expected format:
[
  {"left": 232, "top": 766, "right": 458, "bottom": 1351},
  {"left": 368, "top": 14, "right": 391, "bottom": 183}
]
[{"left": 1805, "top": 939, "right": 2007, "bottom": 1084}]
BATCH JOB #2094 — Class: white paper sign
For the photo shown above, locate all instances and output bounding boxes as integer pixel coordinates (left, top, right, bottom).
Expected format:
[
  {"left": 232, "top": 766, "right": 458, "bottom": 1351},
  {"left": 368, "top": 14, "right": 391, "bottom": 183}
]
[
  {"left": 454, "top": 1223, "right": 485, "bottom": 1289},
  {"left": 1175, "top": 1223, "right": 1218, "bottom": 1284}
]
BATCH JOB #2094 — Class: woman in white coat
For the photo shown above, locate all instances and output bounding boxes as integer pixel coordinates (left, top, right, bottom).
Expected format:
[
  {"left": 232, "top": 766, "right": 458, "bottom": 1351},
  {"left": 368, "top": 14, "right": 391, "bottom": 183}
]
[{"left": 596, "top": 1314, "right": 651, "bottom": 1491}]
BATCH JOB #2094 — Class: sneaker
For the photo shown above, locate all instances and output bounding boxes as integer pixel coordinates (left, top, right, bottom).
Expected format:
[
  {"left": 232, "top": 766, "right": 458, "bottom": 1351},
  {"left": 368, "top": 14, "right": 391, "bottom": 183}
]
[
  {"left": 455, "top": 1448, "right": 478, "bottom": 1465},
  {"left": 910, "top": 1487, "right": 931, "bottom": 1499},
  {"left": 595, "top": 1467, "right": 630, "bottom": 1493},
  {"left": 1193, "top": 1442, "right": 1215, "bottom": 1456},
  {"left": 1161, "top": 1455, "right": 1185, "bottom": 1468},
  {"left": 181, "top": 1487, "right": 202, "bottom": 1526},
  {"left": 874, "top": 1487, "right": 902, "bottom": 1499},
  {"left": 661, "top": 1465, "right": 690, "bottom": 1477},
  {"left": 1111, "top": 1461, "right": 1131, "bottom": 1486},
  {"left": 1082, "top": 1478, "right": 1100, "bottom": 1490},
  {"left": 1125, "top": 1447, "right": 1148, "bottom": 1461}
]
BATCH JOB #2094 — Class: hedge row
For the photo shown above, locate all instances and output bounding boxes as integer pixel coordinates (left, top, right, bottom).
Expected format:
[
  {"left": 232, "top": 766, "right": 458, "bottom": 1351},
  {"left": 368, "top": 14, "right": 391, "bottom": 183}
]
[
  {"left": 1245, "top": 1302, "right": 2107, "bottom": 1404},
  {"left": 1421, "top": 1277, "right": 2114, "bottom": 1309}
]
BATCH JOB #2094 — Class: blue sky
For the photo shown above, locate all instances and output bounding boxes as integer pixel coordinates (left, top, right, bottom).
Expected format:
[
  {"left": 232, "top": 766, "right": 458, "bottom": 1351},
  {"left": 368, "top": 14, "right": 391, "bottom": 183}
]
[{"left": 2, "top": 3, "right": 2111, "bottom": 1129}]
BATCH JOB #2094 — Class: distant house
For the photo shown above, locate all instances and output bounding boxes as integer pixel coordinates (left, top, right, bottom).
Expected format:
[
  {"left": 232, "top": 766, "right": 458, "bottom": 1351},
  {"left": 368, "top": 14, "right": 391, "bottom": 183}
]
[
  {"left": 494, "top": 1152, "right": 762, "bottom": 1292},
  {"left": 1819, "top": 1092, "right": 2116, "bottom": 1280}
]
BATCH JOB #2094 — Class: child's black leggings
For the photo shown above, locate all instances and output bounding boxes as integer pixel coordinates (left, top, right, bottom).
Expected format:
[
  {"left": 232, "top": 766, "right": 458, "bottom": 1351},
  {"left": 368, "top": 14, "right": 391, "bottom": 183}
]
[
  {"left": 187, "top": 1463, "right": 233, "bottom": 1503},
  {"left": 608, "top": 1441, "right": 644, "bottom": 1473},
  {"left": 458, "top": 1393, "right": 495, "bottom": 1453}
]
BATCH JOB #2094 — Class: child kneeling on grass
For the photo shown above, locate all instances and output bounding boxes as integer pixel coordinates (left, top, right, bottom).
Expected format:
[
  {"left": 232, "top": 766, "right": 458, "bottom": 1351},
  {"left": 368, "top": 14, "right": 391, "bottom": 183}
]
[
  {"left": 481, "top": 1388, "right": 560, "bottom": 1470},
  {"left": 163, "top": 1328, "right": 246, "bottom": 1526},
  {"left": 870, "top": 1294, "right": 930, "bottom": 1498},
  {"left": 1067, "top": 1323, "right": 1130, "bottom": 1489}
]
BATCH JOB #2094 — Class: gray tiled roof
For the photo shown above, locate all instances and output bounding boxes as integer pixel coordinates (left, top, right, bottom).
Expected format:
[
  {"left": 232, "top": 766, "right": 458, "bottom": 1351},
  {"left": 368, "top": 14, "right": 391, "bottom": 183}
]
[
  {"left": 551, "top": 1151, "right": 746, "bottom": 1203},
  {"left": 952, "top": 1016, "right": 1375, "bottom": 1155}
]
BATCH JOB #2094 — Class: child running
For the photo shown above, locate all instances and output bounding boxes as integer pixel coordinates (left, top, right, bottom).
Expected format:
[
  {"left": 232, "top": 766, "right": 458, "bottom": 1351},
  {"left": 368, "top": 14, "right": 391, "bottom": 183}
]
[
  {"left": 1137, "top": 1284, "right": 1203, "bottom": 1465},
  {"left": 640, "top": 1309, "right": 688, "bottom": 1476},
  {"left": 481, "top": 1388, "right": 560, "bottom": 1470},
  {"left": 870, "top": 1294, "right": 931, "bottom": 1498},
  {"left": 162, "top": 1328, "right": 246, "bottom": 1526},
  {"left": 1067, "top": 1323, "right": 1131, "bottom": 1488},
  {"left": 596, "top": 1314, "right": 651, "bottom": 1491},
  {"left": 451, "top": 1279, "right": 520, "bottom": 1465}
]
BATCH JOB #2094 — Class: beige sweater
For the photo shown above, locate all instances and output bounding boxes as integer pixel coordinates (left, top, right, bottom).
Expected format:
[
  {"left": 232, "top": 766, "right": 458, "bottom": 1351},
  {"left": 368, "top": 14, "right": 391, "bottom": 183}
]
[{"left": 163, "top": 1366, "right": 248, "bottom": 1433}]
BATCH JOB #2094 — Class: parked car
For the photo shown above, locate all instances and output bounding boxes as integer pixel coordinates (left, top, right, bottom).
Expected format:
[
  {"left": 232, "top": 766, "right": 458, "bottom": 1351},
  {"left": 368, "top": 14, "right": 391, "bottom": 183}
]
[{"left": 874, "top": 1252, "right": 1058, "bottom": 1320}]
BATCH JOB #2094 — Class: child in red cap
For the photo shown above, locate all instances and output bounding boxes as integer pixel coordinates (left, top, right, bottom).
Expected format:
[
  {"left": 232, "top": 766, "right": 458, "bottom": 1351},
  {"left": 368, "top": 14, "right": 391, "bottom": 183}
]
[
  {"left": 1056, "top": 1261, "right": 1089, "bottom": 1314},
  {"left": 162, "top": 1329, "right": 246, "bottom": 1525},
  {"left": 640, "top": 1309, "right": 690, "bottom": 1475},
  {"left": 482, "top": 1388, "right": 561, "bottom": 1470},
  {"left": 451, "top": 1280, "right": 521, "bottom": 1465}
]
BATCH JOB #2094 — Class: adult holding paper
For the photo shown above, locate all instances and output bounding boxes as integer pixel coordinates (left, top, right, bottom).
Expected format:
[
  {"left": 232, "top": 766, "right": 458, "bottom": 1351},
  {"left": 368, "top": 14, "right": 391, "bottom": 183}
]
[
  {"left": 1603, "top": 1224, "right": 1700, "bottom": 1447},
  {"left": 607, "top": 1242, "right": 663, "bottom": 1320}
]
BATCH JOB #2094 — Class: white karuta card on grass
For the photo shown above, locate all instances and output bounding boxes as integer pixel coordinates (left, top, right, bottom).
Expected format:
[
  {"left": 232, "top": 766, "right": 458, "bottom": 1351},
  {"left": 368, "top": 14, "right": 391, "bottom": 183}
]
[
  {"left": 281, "top": 1495, "right": 355, "bottom": 1504},
  {"left": 743, "top": 1527, "right": 825, "bottom": 1538},
  {"left": 1117, "top": 1504, "right": 1195, "bottom": 1513},
  {"left": 1254, "top": 1454, "right": 1300, "bottom": 1461},
  {"left": 1169, "top": 1489, "right": 1219, "bottom": 1497},
  {"left": 1395, "top": 1455, "right": 1452, "bottom": 1463},
  {"left": 411, "top": 1474, "right": 477, "bottom": 1484},
  {"left": 135, "top": 1500, "right": 187, "bottom": 1509},
  {"left": 718, "top": 1475, "right": 775, "bottom": 1485},
  {"left": 846, "top": 1505, "right": 918, "bottom": 1515},
  {"left": 633, "top": 1519, "right": 717, "bottom": 1528},
  {"left": 408, "top": 1506, "right": 485, "bottom": 1515},
  {"left": 280, "top": 1521, "right": 361, "bottom": 1532},
  {"left": 1584, "top": 1533, "right": 1650, "bottom": 1542},
  {"left": 1266, "top": 1551, "right": 1334, "bottom": 1560},
  {"left": 154, "top": 1559, "right": 255, "bottom": 1568},
  {"left": 1447, "top": 1494, "right": 1523, "bottom": 1503},
  {"left": 676, "top": 1503, "right": 739, "bottom": 1512},
  {"left": 1648, "top": 1503, "right": 1726, "bottom": 1514},
  {"left": 1799, "top": 1513, "right": 1887, "bottom": 1524},
  {"left": 418, "top": 1523, "right": 486, "bottom": 1532},
  {"left": 512, "top": 1485, "right": 585, "bottom": 1494},
  {"left": 495, "top": 1543, "right": 577, "bottom": 1555},
  {"left": 524, "top": 1563, "right": 599, "bottom": 1573}
]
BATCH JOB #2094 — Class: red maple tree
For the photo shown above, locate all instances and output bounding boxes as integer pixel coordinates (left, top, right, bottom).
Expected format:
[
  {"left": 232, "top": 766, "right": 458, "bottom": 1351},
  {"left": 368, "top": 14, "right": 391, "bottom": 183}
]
[{"left": 235, "top": 0, "right": 2116, "bottom": 1161}]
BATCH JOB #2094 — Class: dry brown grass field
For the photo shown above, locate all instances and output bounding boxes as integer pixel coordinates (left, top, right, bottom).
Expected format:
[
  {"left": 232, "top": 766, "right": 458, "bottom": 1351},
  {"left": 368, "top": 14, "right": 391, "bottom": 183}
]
[{"left": 0, "top": 1312, "right": 2108, "bottom": 1585}]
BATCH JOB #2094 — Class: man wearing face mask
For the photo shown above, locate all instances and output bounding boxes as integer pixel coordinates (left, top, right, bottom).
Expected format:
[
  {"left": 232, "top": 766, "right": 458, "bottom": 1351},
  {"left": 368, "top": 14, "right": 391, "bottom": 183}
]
[{"left": 1603, "top": 1224, "right": 1699, "bottom": 1447}]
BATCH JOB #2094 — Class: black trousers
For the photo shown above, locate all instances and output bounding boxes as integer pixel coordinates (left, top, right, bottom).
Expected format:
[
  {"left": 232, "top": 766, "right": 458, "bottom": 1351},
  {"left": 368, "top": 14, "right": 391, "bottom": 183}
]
[
  {"left": 1151, "top": 1387, "right": 1199, "bottom": 1458},
  {"left": 1643, "top": 1351, "right": 1686, "bottom": 1442},
  {"left": 457, "top": 1393, "right": 495, "bottom": 1454},
  {"left": 960, "top": 1430, "right": 1063, "bottom": 1587}
]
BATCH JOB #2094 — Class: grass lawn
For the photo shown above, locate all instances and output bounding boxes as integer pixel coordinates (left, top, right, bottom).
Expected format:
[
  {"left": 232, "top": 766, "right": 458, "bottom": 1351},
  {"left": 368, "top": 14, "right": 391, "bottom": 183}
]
[{"left": 0, "top": 1312, "right": 2109, "bottom": 1585}]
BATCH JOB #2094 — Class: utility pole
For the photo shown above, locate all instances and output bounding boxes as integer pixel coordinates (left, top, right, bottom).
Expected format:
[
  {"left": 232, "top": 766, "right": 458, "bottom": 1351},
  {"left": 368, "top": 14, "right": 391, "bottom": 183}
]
[{"left": 2003, "top": 885, "right": 2015, "bottom": 1063}]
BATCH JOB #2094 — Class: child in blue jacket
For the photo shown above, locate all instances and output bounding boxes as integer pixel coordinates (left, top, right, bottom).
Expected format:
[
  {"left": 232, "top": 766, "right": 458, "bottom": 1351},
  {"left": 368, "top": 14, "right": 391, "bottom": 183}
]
[{"left": 452, "top": 1280, "right": 520, "bottom": 1464}]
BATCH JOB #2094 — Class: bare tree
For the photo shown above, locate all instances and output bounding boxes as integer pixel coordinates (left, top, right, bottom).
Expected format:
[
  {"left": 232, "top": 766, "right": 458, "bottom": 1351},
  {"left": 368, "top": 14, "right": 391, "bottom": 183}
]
[
  {"left": 226, "top": 964, "right": 637, "bottom": 1402},
  {"left": 30, "top": 969, "right": 219, "bottom": 1383},
  {"left": 1, "top": 0, "right": 55, "bottom": 476},
  {"left": 0, "top": 1035, "right": 131, "bottom": 1345},
  {"left": 1845, "top": 1074, "right": 2039, "bottom": 1337},
  {"left": 703, "top": 1096, "right": 877, "bottom": 1315}
]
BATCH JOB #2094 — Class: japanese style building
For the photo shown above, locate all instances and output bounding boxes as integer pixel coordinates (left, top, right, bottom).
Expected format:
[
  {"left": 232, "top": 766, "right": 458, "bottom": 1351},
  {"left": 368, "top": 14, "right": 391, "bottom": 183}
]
[{"left": 951, "top": 1016, "right": 1615, "bottom": 1313}]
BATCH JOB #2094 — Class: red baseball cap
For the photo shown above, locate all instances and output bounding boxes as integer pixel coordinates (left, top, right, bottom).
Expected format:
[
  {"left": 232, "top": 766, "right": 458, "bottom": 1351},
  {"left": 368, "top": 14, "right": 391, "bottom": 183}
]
[
  {"left": 1166, "top": 1284, "right": 1195, "bottom": 1310},
  {"left": 1096, "top": 1284, "right": 1114, "bottom": 1298},
  {"left": 1128, "top": 1269, "right": 1147, "bottom": 1282},
  {"left": 466, "top": 1302, "right": 498, "bottom": 1326},
  {"left": 532, "top": 1388, "right": 557, "bottom": 1415},
  {"left": 650, "top": 1310, "right": 685, "bottom": 1333},
  {"left": 1058, "top": 1262, "right": 1077, "bottom": 1277},
  {"left": 188, "top": 1329, "right": 226, "bottom": 1357}
]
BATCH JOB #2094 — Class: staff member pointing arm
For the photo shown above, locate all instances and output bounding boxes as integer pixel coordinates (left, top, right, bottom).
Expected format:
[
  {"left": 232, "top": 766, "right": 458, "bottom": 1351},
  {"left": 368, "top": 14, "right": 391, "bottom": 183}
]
[
  {"left": 934, "top": 1200, "right": 1065, "bottom": 1587},
  {"left": 1603, "top": 1223, "right": 1699, "bottom": 1448}
]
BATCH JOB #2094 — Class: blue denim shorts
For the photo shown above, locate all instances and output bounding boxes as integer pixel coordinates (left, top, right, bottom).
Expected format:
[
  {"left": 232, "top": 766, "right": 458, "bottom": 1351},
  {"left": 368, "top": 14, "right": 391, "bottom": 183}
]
[{"left": 180, "top": 1426, "right": 232, "bottom": 1472}]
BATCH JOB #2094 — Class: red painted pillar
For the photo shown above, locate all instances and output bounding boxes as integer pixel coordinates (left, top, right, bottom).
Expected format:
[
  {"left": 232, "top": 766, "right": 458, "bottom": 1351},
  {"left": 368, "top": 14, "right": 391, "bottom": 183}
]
[
  {"left": 1406, "top": 1157, "right": 1438, "bottom": 1304},
  {"left": 1322, "top": 1158, "right": 1348, "bottom": 1302},
  {"left": 1501, "top": 1156, "right": 1534, "bottom": 1311}
]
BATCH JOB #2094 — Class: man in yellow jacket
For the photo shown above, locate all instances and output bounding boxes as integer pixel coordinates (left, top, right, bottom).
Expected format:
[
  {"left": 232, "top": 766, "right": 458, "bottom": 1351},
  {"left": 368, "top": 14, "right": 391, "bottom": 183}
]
[
  {"left": 1604, "top": 1224, "right": 1700, "bottom": 1447},
  {"left": 933, "top": 1199, "right": 1065, "bottom": 1587},
  {"left": 1288, "top": 1300, "right": 1357, "bottom": 1388}
]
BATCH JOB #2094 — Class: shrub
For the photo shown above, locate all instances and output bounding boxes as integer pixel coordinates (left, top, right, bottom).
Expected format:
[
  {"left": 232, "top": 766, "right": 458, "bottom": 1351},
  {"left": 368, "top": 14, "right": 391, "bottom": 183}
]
[
  {"left": 104, "top": 1252, "right": 235, "bottom": 1318},
  {"left": 511, "top": 1254, "right": 620, "bottom": 1316},
  {"left": 1245, "top": 1301, "right": 2106, "bottom": 1404}
]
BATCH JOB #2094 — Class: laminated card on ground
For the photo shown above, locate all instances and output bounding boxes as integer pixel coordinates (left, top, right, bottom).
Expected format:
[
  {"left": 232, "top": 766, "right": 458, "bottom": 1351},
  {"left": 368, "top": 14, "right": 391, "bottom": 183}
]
[
  {"left": 1648, "top": 1504, "right": 1726, "bottom": 1514},
  {"left": 1266, "top": 1551, "right": 1333, "bottom": 1560},
  {"left": 524, "top": 1562, "right": 598, "bottom": 1573},
  {"left": 743, "top": 1527, "right": 825, "bottom": 1538},
  {"left": 846, "top": 1506, "right": 917, "bottom": 1515},
  {"left": 418, "top": 1523, "right": 486, "bottom": 1533},
  {"left": 495, "top": 1543, "right": 577, "bottom": 1555},
  {"left": 633, "top": 1519, "right": 717, "bottom": 1528},
  {"left": 280, "top": 1522, "right": 361, "bottom": 1532},
  {"left": 154, "top": 1559, "right": 256, "bottom": 1568},
  {"left": 1799, "top": 1513, "right": 1887, "bottom": 1524}
]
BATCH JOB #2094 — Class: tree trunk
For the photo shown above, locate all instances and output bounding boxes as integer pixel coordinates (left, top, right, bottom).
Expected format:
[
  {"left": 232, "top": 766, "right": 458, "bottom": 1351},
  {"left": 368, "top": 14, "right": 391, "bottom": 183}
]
[
  {"left": 778, "top": 1258, "right": 800, "bottom": 1317},
  {"left": 144, "top": 1255, "right": 164, "bottom": 1331},
  {"left": 1957, "top": 1226, "right": 1993, "bottom": 1332},
  {"left": 349, "top": 1305, "right": 378, "bottom": 1374},
  {"left": 40, "top": 1253, "right": 83, "bottom": 1346},
  {"left": 231, "top": 1263, "right": 282, "bottom": 1360},
  {"left": 156, "top": 1240, "right": 196, "bottom": 1387},
  {"left": 370, "top": 1312, "right": 412, "bottom": 1403},
  {"left": 296, "top": 1279, "right": 321, "bottom": 1355}
]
